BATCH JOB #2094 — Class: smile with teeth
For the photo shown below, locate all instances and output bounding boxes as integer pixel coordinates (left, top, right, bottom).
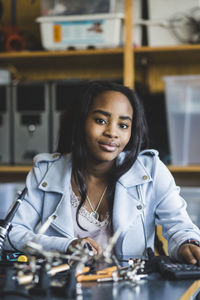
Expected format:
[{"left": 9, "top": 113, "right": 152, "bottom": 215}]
[{"left": 98, "top": 141, "right": 119, "bottom": 152}]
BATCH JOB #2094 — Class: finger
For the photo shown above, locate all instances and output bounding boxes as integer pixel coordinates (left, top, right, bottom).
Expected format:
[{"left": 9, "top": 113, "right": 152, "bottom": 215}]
[
  {"left": 189, "top": 245, "right": 200, "bottom": 266},
  {"left": 179, "top": 244, "right": 198, "bottom": 264},
  {"left": 67, "top": 239, "right": 79, "bottom": 253},
  {"left": 85, "top": 237, "right": 103, "bottom": 255}
]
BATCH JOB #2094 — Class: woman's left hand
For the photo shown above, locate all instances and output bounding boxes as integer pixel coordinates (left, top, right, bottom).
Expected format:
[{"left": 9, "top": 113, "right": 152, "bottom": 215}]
[{"left": 178, "top": 244, "right": 200, "bottom": 265}]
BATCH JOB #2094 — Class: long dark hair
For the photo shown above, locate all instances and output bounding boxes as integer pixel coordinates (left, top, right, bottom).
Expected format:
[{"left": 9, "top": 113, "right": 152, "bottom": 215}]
[{"left": 57, "top": 80, "right": 149, "bottom": 230}]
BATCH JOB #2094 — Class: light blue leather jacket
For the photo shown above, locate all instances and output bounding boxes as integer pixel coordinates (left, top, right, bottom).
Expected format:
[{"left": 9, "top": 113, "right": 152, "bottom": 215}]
[{"left": 6, "top": 150, "right": 200, "bottom": 260}]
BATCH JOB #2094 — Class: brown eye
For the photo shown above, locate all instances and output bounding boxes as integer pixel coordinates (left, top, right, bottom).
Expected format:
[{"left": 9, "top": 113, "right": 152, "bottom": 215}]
[
  {"left": 95, "top": 118, "right": 106, "bottom": 125},
  {"left": 119, "top": 123, "right": 129, "bottom": 129}
]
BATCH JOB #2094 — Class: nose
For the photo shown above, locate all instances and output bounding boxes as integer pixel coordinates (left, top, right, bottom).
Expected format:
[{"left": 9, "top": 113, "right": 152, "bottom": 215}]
[{"left": 103, "top": 122, "right": 118, "bottom": 138}]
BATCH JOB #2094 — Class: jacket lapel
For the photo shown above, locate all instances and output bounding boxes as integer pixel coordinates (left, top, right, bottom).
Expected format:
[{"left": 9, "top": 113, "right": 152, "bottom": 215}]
[
  {"left": 38, "top": 154, "right": 74, "bottom": 237},
  {"left": 113, "top": 157, "right": 152, "bottom": 231},
  {"left": 38, "top": 153, "right": 72, "bottom": 194}
]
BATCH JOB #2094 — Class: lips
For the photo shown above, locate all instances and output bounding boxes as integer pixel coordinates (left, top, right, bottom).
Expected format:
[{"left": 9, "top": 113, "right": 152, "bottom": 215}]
[{"left": 98, "top": 141, "right": 119, "bottom": 152}]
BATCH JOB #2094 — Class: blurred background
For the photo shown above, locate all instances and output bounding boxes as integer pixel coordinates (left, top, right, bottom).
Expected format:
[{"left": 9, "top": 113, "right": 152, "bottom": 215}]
[{"left": 0, "top": 0, "right": 200, "bottom": 227}]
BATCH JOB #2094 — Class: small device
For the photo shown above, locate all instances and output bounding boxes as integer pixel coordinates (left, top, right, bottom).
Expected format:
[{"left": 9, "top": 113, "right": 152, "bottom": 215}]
[
  {"left": 147, "top": 247, "right": 200, "bottom": 280},
  {"left": 0, "top": 251, "right": 28, "bottom": 263},
  {"left": 157, "top": 258, "right": 200, "bottom": 280}
]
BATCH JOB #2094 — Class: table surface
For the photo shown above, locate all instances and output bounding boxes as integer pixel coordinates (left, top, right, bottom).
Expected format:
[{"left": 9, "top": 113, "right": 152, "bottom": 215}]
[
  {"left": 4, "top": 275, "right": 200, "bottom": 300},
  {"left": 1, "top": 265, "right": 200, "bottom": 300},
  {"left": 80, "top": 274, "right": 200, "bottom": 300}
]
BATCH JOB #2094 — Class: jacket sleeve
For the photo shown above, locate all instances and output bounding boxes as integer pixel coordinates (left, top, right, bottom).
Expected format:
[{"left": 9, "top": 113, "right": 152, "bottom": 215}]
[
  {"left": 4, "top": 162, "right": 76, "bottom": 254},
  {"left": 153, "top": 156, "right": 200, "bottom": 260}
]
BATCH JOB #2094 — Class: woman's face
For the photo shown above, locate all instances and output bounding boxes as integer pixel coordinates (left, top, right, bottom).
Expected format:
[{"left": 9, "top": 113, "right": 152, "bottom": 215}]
[{"left": 85, "top": 90, "right": 133, "bottom": 163}]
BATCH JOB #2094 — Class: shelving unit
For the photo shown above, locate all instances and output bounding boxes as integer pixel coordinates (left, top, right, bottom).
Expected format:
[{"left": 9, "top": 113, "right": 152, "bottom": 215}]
[
  {"left": 0, "top": 166, "right": 31, "bottom": 182},
  {"left": 168, "top": 165, "right": 200, "bottom": 173},
  {"left": 0, "top": 48, "right": 124, "bottom": 82},
  {"left": 1, "top": 45, "right": 200, "bottom": 183},
  {"left": 135, "top": 44, "right": 200, "bottom": 93},
  {"left": 2, "top": 44, "right": 200, "bottom": 90},
  {"left": 0, "top": 164, "right": 200, "bottom": 186},
  {"left": 0, "top": 0, "right": 200, "bottom": 185}
]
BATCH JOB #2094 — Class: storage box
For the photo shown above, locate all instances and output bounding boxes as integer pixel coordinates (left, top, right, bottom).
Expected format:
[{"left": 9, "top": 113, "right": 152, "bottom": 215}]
[
  {"left": 12, "top": 82, "right": 50, "bottom": 164},
  {"left": 0, "top": 69, "right": 11, "bottom": 85},
  {"left": 36, "top": 13, "right": 124, "bottom": 50},
  {"left": 163, "top": 75, "right": 200, "bottom": 165},
  {"left": 40, "top": 0, "right": 116, "bottom": 16}
]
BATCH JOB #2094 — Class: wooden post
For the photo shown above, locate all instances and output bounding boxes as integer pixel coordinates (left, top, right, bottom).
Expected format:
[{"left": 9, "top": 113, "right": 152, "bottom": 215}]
[{"left": 123, "top": 0, "right": 134, "bottom": 89}]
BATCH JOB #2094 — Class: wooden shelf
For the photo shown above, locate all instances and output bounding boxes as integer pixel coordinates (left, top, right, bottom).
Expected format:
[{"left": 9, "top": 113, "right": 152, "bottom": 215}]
[
  {"left": 0, "top": 166, "right": 31, "bottom": 182},
  {"left": 0, "top": 44, "right": 199, "bottom": 59},
  {"left": 0, "top": 164, "right": 200, "bottom": 174},
  {"left": 134, "top": 44, "right": 200, "bottom": 53},
  {"left": 0, "top": 166, "right": 31, "bottom": 173},
  {"left": 0, "top": 164, "right": 199, "bottom": 186},
  {"left": 1, "top": 44, "right": 200, "bottom": 89},
  {"left": 0, "top": 48, "right": 124, "bottom": 59},
  {"left": 134, "top": 44, "right": 200, "bottom": 64},
  {"left": 0, "top": 48, "right": 124, "bottom": 82},
  {"left": 167, "top": 165, "right": 200, "bottom": 173},
  {"left": 0, "top": 165, "right": 199, "bottom": 186},
  {"left": 134, "top": 44, "right": 200, "bottom": 92}
]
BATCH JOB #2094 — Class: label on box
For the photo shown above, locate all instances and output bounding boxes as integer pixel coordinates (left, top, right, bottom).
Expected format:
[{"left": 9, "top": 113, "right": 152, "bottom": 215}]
[{"left": 53, "top": 20, "right": 105, "bottom": 45}]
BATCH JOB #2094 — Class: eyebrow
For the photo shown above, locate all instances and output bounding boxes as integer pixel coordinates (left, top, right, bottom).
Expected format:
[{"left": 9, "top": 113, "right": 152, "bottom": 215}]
[{"left": 93, "top": 109, "right": 132, "bottom": 121}]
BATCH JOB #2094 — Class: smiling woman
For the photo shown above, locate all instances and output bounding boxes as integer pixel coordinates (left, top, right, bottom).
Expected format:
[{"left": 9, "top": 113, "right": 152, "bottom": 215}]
[
  {"left": 5, "top": 80, "right": 200, "bottom": 265},
  {"left": 85, "top": 90, "right": 133, "bottom": 163}
]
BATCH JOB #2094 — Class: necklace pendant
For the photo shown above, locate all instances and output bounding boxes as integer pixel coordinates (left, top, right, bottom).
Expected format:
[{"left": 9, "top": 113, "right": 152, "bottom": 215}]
[{"left": 90, "top": 211, "right": 99, "bottom": 220}]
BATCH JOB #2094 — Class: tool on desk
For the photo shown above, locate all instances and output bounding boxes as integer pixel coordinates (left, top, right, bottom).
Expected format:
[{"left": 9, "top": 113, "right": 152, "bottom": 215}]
[
  {"left": 1, "top": 227, "right": 147, "bottom": 298},
  {"left": 17, "top": 263, "right": 70, "bottom": 285},
  {"left": 0, "top": 187, "right": 27, "bottom": 256},
  {"left": 0, "top": 251, "right": 28, "bottom": 262},
  {"left": 83, "top": 242, "right": 94, "bottom": 256},
  {"left": 37, "top": 215, "right": 57, "bottom": 236},
  {"left": 77, "top": 265, "right": 118, "bottom": 282},
  {"left": 76, "top": 259, "right": 146, "bottom": 283}
]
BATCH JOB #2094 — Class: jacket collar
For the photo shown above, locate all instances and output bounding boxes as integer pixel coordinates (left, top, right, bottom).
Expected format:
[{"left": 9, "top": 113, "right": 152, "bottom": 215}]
[
  {"left": 38, "top": 152, "right": 152, "bottom": 193},
  {"left": 38, "top": 153, "right": 72, "bottom": 194},
  {"left": 118, "top": 156, "right": 152, "bottom": 187}
]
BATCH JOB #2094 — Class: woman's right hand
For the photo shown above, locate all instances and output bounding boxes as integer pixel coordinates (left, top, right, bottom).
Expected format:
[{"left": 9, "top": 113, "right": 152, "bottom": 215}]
[{"left": 67, "top": 237, "right": 103, "bottom": 255}]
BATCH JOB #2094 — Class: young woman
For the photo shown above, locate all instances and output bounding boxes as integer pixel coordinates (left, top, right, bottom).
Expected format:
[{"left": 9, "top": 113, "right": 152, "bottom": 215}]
[{"left": 7, "top": 81, "right": 200, "bottom": 264}]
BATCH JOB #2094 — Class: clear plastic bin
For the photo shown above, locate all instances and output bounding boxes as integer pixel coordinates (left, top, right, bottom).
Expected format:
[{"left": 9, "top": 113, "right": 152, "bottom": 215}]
[
  {"left": 180, "top": 187, "right": 200, "bottom": 228},
  {"left": 36, "top": 13, "right": 124, "bottom": 50},
  {"left": 163, "top": 75, "right": 200, "bottom": 165},
  {"left": 40, "top": 0, "right": 118, "bottom": 16}
]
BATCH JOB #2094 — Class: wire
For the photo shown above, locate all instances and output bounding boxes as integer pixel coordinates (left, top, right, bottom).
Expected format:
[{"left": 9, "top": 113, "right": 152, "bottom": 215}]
[
  {"left": 7, "top": 230, "right": 21, "bottom": 253},
  {"left": 168, "top": 7, "right": 200, "bottom": 44},
  {"left": 135, "top": 6, "right": 200, "bottom": 45}
]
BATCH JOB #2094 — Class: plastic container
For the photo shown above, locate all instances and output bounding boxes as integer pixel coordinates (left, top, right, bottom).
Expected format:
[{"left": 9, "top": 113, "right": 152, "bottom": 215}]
[
  {"left": 163, "top": 75, "right": 200, "bottom": 165},
  {"left": 0, "top": 69, "right": 11, "bottom": 85},
  {"left": 180, "top": 187, "right": 200, "bottom": 228},
  {"left": 36, "top": 13, "right": 124, "bottom": 50},
  {"left": 40, "top": 0, "right": 117, "bottom": 16}
]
